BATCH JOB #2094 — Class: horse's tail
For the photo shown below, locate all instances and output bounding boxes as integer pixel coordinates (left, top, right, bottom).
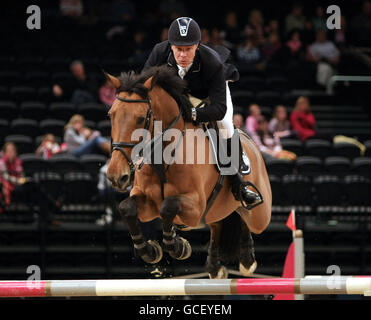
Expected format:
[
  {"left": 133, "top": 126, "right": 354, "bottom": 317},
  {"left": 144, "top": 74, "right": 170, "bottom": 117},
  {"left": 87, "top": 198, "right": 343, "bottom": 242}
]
[{"left": 219, "top": 211, "right": 241, "bottom": 264}]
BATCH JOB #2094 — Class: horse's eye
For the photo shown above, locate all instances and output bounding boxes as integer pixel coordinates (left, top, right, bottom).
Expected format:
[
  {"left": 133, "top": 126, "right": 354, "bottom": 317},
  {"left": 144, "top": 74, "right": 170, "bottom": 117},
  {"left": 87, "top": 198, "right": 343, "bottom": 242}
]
[{"left": 137, "top": 116, "right": 145, "bottom": 125}]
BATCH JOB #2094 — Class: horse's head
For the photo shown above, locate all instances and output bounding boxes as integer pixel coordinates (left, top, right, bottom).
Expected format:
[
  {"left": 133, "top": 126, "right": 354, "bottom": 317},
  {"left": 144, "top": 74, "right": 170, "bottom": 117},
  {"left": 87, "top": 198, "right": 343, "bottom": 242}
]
[
  {"left": 106, "top": 66, "right": 186, "bottom": 191},
  {"left": 106, "top": 72, "right": 155, "bottom": 191}
]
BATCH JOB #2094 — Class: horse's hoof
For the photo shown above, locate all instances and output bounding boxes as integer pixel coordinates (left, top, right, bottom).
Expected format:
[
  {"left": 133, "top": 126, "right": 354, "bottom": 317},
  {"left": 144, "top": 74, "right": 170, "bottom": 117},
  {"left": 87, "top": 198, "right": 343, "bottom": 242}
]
[
  {"left": 169, "top": 237, "right": 192, "bottom": 260},
  {"left": 209, "top": 266, "right": 229, "bottom": 279},
  {"left": 142, "top": 240, "right": 163, "bottom": 264},
  {"left": 239, "top": 260, "right": 257, "bottom": 276}
]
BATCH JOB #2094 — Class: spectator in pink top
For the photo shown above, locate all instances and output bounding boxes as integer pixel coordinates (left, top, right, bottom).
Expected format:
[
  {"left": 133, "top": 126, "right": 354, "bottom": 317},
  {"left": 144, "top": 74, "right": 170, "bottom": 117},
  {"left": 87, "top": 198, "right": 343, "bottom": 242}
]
[{"left": 245, "top": 103, "right": 261, "bottom": 134}]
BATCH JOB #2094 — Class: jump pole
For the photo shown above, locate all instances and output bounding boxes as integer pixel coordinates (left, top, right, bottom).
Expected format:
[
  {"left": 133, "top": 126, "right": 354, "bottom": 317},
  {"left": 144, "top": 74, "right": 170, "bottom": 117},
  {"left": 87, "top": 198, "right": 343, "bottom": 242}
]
[{"left": 1, "top": 277, "right": 371, "bottom": 297}]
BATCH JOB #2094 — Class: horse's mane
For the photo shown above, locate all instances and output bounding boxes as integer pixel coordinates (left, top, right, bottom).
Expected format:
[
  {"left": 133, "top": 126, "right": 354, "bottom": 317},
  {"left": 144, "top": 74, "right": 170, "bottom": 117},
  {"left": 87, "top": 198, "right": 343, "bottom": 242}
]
[{"left": 117, "top": 65, "right": 186, "bottom": 103}]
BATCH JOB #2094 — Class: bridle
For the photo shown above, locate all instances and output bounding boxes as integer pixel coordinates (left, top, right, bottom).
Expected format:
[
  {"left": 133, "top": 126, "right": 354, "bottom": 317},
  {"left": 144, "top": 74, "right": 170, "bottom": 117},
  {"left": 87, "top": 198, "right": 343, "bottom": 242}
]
[
  {"left": 111, "top": 95, "right": 154, "bottom": 185},
  {"left": 110, "top": 94, "right": 184, "bottom": 187}
]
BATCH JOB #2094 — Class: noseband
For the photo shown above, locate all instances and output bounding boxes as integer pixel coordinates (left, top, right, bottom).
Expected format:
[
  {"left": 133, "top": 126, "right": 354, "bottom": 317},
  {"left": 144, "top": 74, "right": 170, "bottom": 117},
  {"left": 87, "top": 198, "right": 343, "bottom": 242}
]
[{"left": 111, "top": 94, "right": 183, "bottom": 187}]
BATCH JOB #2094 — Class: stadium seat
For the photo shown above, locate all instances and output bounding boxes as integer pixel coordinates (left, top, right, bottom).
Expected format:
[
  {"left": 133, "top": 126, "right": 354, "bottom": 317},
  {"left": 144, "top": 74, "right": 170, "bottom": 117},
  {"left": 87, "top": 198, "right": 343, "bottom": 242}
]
[
  {"left": 51, "top": 72, "right": 74, "bottom": 86},
  {"left": 237, "top": 76, "right": 265, "bottom": 92},
  {"left": 230, "top": 90, "right": 255, "bottom": 107},
  {"left": 334, "top": 143, "right": 362, "bottom": 160},
  {"left": 10, "top": 118, "right": 39, "bottom": 138},
  {"left": 255, "top": 91, "right": 282, "bottom": 106},
  {"left": 9, "top": 86, "right": 37, "bottom": 103},
  {"left": 77, "top": 103, "right": 107, "bottom": 122},
  {"left": 313, "top": 175, "right": 344, "bottom": 205},
  {"left": 0, "top": 101, "right": 18, "bottom": 120},
  {"left": 269, "top": 175, "right": 284, "bottom": 206},
  {"left": 282, "top": 174, "right": 313, "bottom": 205},
  {"left": 265, "top": 158, "right": 294, "bottom": 176},
  {"left": 344, "top": 175, "right": 371, "bottom": 205},
  {"left": 49, "top": 102, "right": 76, "bottom": 121},
  {"left": 296, "top": 156, "right": 323, "bottom": 176},
  {"left": 97, "top": 120, "right": 111, "bottom": 137},
  {"left": 48, "top": 154, "right": 82, "bottom": 175},
  {"left": 44, "top": 57, "right": 70, "bottom": 73},
  {"left": 19, "top": 154, "right": 49, "bottom": 176},
  {"left": 24, "top": 71, "right": 50, "bottom": 88},
  {"left": 280, "top": 139, "right": 304, "bottom": 157},
  {"left": 19, "top": 102, "right": 48, "bottom": 121},
  {"left": 265, "top": 76, "right": 289, "bottom": 92},
  {"left": 0, "top": 86, "right": 9, "bottom": 100},
  {"left": 0, "top": 71, "right": 21, "bottom": 86},
  {"left": 324, "top": 156, "right": 351, "bottom": 175},
  {"left": 364, "top": 140, "right": 371, "bottom": 157},
  {"left": 33, "top": 171, "right": 63, "bottom": 201},
  {"left": 38, "top": 87, "right": 55, "bottom": 104},
  {"left": 305, "top": 139, "right": 333, "bottom": 160},
  {"left": 39, "top": 119, "right": 65, "bottom": 138},
  {"left": 0, "top": 119, "right": 9, "bottom": 143},
  {"left": 80, "top": 154, "right": 107, "bottom": 177},
  {"left": 64, "top": 172, "right": 96, "bottom": 204},
  {"left": 352, "top": 157, "right": 371, "bottom": 177},
  {"left": 4, "top": 135, "right": 34, "bottom": 154}
]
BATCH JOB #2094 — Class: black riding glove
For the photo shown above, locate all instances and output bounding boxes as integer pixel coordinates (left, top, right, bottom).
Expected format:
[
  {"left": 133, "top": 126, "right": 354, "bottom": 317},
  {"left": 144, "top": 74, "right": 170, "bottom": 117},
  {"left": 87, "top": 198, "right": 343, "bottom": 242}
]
[{"left": 179, "top": 94, "right": 195, "bottom": 123}]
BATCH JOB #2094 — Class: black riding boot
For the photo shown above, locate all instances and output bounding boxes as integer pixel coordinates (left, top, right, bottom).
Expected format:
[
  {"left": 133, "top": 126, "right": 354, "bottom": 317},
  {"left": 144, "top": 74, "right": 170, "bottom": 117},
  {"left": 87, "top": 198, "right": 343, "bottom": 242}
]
[{"left": 223, "top": 135, "right": 262, "bottom": 209}]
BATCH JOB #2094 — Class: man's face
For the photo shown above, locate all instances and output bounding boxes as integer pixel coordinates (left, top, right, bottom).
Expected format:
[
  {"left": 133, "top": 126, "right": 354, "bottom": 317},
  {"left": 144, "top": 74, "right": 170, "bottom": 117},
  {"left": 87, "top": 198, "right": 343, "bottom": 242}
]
[{"left": 171, "top": 44, "right": 198, "bottom": 68}]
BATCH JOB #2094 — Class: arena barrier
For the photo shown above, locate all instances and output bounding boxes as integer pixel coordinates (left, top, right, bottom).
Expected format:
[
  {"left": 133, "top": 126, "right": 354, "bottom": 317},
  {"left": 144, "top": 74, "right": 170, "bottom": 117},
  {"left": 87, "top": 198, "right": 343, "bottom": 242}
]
[{"left": 1, "top": 276, "right": 371, "bottom": 297}]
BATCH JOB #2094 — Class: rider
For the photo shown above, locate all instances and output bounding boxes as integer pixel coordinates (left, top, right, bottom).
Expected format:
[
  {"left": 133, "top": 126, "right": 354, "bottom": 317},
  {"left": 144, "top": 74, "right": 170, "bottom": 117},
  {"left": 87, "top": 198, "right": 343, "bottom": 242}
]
[{"left": 142, "top": 17, "right": 261, "bottom": 207}]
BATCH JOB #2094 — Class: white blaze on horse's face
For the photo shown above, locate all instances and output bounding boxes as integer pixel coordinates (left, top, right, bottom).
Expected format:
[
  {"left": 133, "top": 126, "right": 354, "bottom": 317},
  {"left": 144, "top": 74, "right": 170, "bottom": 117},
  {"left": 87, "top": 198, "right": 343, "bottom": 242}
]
[{"left": 171, "top": 44, "right": 198, "bottom": 68}]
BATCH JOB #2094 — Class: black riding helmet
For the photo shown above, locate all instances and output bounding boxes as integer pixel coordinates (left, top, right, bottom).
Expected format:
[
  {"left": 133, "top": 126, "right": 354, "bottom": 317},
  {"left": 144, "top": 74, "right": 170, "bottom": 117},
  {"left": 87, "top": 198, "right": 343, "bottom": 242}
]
[{"left": 168, "top": 17, "right": 201, "bottom": 46}]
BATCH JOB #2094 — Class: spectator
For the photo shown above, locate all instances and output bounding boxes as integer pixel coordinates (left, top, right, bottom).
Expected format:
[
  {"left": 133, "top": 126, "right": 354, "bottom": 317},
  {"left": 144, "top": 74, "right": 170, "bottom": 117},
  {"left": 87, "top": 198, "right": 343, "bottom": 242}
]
[
  {"left": 64, "top": 115, "right": 111, "bottom": 158},
  {"left": 290, "top": 96, "right": 316, "bottom": 141},
  {"left": 59, "top": 0, "right": 83, "bottom": 19},
  {"left": 253, "top": 115, "right": 296, "bottom": 162},
  {"left": 301, "top": 19, "right": 316, "bottom": 47},
  {"left": 285, "top": 3, "right": 305, "bottom": 35},
  {"left": 332, "top": 15, "right": 348, "bottom": 49},
  {"left": 312, "top": 6, "right": 327, "bottom": 32},
  {"left": 244, "top": 9, "right": 265, "bottom": 44},
  {"left": 233, "top": 113, "right": 246, "bottom": 132},
  {"left": 269, "top": 105, "right": 297, "bottom": 139},
  {"left": 261, "top": 31, "right": 281, "bottom": 61},
  {"left": 221, "top": 11, "right": 241, "bottom": 49},
  {"left": 287, "top": 30, "right": 302, "bottom": 55},
  {"left": 236, "top": 33, "right": 263, "bottom": 70},
  {"left": 36, "top": 134, "right": 66, "bottom": 160},
  {"left": 109, "top": 0, "right": 136, "bottom": 23},
  {"left": 350, "top": 0, "right": 371, "bottom": 46},
  {"left": 0, "top": 142, "right": 25, "bottom": 207},
  {"left": 307, "top": 29, "right": 340, "bottom": 90},
  {"left": 99, "top": 79, "right": 116, "bottom": 106},
  {"left": 53, "top": 60, "right": 97, "bottom": 104},
  {"left": 245, "top": 103, "right": 261, "bottom": 134}
]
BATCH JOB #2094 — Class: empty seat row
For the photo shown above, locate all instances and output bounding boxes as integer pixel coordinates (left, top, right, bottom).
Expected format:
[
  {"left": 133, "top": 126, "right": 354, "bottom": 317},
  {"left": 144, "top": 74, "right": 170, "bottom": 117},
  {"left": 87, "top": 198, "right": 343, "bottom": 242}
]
[
  {"left": 270, "top": 174, "right": 371, "bottom": 206},
  {"left": 266, "top": 156, "right": 371, "bottom": 177},
  {"left": 0, "top": 101, "right": 110, "bottom": 121},
  {"left": 282, "top": 138, "right": 369, "bottom": 160},
  {"left": 21, "top": 154, "right": 108, "bottom": 176}
]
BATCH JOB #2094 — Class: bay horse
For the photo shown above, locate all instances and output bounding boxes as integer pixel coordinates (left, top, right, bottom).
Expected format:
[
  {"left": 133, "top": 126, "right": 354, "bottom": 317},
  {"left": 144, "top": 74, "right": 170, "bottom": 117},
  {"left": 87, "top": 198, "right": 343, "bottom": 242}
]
[{"left": 106, "top": 65, "right": 272, "bottom": 278}]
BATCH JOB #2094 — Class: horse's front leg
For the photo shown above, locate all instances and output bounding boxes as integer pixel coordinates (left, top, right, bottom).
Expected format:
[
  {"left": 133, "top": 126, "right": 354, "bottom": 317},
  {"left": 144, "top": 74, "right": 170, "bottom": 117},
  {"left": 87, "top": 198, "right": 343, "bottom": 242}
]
[
  {"left": 206, "top": 222, "right": 228, "bottom": 279},
  {"left": 119, "top": 196, "right": 163, "bottom": 264},
  {"left": 160, "top": 196, "right": 192, "bottom": 260}
]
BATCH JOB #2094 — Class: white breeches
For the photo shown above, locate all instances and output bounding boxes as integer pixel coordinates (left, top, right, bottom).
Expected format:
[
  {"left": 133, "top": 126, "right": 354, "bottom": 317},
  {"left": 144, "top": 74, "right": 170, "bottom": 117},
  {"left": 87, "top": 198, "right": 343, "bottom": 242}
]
[{"left": 217, "top": 81, "right": 235, "bottom": 139}]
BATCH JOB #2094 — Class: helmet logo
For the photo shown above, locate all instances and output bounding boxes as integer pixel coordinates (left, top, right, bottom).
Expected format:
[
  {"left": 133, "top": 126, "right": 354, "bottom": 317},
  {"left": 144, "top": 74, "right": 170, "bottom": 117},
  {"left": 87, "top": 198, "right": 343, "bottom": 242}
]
[{"left": 177, "top": 17, "right": 192, "bottom": 37}]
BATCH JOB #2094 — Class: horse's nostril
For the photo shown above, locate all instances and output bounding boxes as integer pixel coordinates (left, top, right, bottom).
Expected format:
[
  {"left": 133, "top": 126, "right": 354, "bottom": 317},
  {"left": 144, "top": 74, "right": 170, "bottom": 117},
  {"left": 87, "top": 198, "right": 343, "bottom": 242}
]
[{"left": 119, "top": 174, "right": 129, "bottom": 187}]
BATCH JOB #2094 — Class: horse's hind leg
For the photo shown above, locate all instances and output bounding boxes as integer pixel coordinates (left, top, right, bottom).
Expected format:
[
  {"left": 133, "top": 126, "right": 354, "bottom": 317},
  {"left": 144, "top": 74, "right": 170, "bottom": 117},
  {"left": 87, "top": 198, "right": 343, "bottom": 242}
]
[
  {"left": 206, "top": 222, "right": 228, "bottom": 279},
  {"left": 160, "top": 196, "right": 192, "bottom": 260},
  {"left": 119, "top": 197, "right": 163, "bottom": 264},
  {"left": 239, "top": 221, "right": 257, "bottom": 276}
]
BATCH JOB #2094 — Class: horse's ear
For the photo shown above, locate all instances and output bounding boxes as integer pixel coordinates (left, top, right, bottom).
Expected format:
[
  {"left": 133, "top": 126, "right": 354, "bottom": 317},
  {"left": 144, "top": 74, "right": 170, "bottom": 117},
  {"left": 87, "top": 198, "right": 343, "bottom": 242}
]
[
  {"left": 103, "top": 70, "right": 121, "bottom": 89},
  {"left": 143, "top": 76, "right": 154, "bottom": 90}
]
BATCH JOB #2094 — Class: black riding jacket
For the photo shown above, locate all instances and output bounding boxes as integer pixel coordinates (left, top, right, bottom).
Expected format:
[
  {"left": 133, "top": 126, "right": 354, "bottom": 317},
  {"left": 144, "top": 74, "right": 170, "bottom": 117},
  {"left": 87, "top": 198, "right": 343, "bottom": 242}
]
[{"left": 142, "top": 40, "right": 239, "bottom": 122}]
